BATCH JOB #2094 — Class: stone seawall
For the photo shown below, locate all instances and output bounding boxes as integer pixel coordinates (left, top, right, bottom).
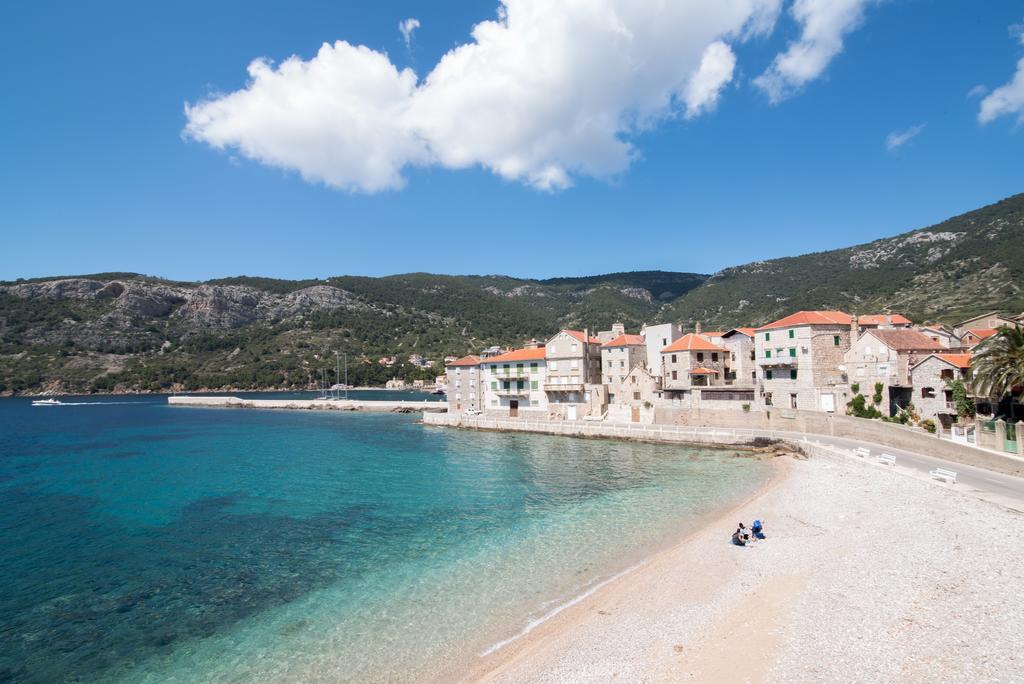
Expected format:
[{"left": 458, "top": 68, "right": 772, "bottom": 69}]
[{"left": 168, "top": 396, "right": 448, "bottom": 413}]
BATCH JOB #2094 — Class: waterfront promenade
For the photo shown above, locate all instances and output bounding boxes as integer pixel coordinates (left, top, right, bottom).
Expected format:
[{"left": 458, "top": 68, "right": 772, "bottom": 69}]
[{"left": 168, "top": 395, "right": 448, "bottom": 412}]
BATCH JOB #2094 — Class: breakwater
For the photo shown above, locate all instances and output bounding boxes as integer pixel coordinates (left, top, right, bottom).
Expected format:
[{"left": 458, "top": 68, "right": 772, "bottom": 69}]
[{"left": 168, "top": 395, "right": 448, "bottom": 412}]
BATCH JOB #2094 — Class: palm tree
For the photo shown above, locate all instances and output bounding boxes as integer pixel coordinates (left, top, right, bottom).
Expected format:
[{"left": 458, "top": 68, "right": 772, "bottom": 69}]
[{"left": 970, "top": 324, "right": 1024, "bottom": 399}]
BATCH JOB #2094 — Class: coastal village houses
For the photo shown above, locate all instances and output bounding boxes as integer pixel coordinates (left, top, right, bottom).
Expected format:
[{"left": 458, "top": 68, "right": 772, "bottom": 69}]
[
  {"left": 910, "top": 352, "right": 973, "bottom": 427},
  {"left": 445, "top": 355, "right": 483, "bottom": 413},
  {"left": 660, "top": 333, "right": 729, "bottom": 402},
  {"left": 952, "top": 312, "right": 1015, "bottom": 337},
  {"left": 601, "top": 333, "right": 647, "bottom": 403},
  {"left": 720, "top": 328, "right": 758, "bottom": 387},
  {"left": 754, "top": 311, "right": 853, "bottom": 412},
  {"left": 544, "top": 330, "right": 602, "bottom": 419},
  {"left": 640, "top": 322, "right": 682, "bottom": 378},
  {"left": 843, "top": 328, "right": 941, "bottom": 415},
  {"left": 482, "top": 346, "right": 547, "bottom": 417}
]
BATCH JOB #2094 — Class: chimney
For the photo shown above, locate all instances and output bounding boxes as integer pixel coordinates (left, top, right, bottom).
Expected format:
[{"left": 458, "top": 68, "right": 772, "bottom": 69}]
[
  {"left": 850, "top": 314, "right": 859, "bottom": 344},
  {"left": 695, "top": 321, "right": 702, "bottom": 335},
  {"left": 885, "top": 314, "right": 893, "bottom": 327}
]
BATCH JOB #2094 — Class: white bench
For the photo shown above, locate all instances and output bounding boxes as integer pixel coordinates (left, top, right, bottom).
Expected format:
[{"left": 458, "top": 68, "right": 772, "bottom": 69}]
[
  {"left": 853, "top": 447, "right": 871, "bottom": 458},
  {"left": 929, "top": 467, "right": 958, "bottom": 484},
  {"left": 877, "top": 453, "right": 896, "bottom": 466}
]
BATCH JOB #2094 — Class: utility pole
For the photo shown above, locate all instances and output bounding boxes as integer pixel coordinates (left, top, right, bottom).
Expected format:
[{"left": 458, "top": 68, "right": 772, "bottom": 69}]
[
  {"left": 344, "top": 352, "right": 349, "bottom": 399},
  {"left": 335, "top": 350, "right": 341, "bottom": 400}
]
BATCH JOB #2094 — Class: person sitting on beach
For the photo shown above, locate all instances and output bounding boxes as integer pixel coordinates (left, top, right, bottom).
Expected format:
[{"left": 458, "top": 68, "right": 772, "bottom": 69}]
[
  {"left": 732, "top": 523, "right": 749, "bottom": 546},
  {"left": 752, "top": 519, "right": 765, "bottom": 540}
]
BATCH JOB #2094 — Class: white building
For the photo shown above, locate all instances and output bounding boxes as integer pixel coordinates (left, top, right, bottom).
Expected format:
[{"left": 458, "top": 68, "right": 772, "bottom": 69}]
[
  {"left": 481, "top": 347, "right": 547, "bottom": 417},
  {"left": 640, "top": 322, "right": 682, "bottom": 378}
]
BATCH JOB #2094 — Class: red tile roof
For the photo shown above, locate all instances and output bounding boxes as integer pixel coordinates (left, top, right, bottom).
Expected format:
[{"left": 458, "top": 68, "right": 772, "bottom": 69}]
[
  {"left": 602, "top": 334, "right": 645, "bottom": 348},
  {"left": 486, "top": 347, "right": 546, "bottom": 363},
  {"left": 661, "top": 333, "right": 726, "bottom": 353},
  {"left": 966, "top": 328, "right": 997, "bottom": 339},
  {"left": 858, "top": 314, "right": 912, "bottom": 326},
  {"left": 935, "top": 353, "right": 972, "bottom": 369},
  {"left": 446, "top": 355, "right": 481, "bottom": 367},
  {"left": 864, "top": 329, "right": 942, "bottom": 352},
  {"left": 565, "top": 329, "right": 602, "bottom": 344},
  {"left": 689, "top": 367, "right": 719, "bottom": 375},
  {"left": 757, "top": 311, "right": 852, "bottom": 330}
]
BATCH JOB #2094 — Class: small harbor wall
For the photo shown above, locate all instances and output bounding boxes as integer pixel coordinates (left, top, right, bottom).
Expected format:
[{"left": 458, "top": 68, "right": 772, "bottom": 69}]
[{"left": 168, "top": 396, "right": 448, "bottom": 413}]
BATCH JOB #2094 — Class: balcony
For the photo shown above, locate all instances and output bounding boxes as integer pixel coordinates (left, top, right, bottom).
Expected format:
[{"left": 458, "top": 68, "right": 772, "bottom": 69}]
[
  {"left": 495, "top": 385, "right": 530, "bottom": 396},
  {"left": 492, "top": 370, "right": 532, "bottom": 380},
  {"left": 544, "top": 383, "right": 585, "bottom": 393},
  {"left": 758, "top": 355, "right": 797, "bottom": 367}
]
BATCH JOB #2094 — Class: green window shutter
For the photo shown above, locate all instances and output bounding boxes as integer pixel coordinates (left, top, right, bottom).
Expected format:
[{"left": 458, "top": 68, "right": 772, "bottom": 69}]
[
  {"left": 530, "top": 363, "right": 538, "bottom": 372},
  {"left": 788, "top": 329, "right": 795, "bottom": 339},
  {"left": 490, "top": 381, "right": 497, "bottom": 390},
  {"left": 766, "top": 370, "right": 773, "bottom": 380},
  {"left": 765, "top": 350, "right": 771, "bottom": 358},
  {"left": 789, "top": 347, "right": 796, "bottom": 357},
  {"left": 517, "top": 381, "right": 523, "bottom": 390},
  {"left": 790, "top": 369, "right": 798, "bottom": 380},
  {"left": 765, "top": 332, "right": 770, "bottom": 341},
  {"left": 531, "top": 380, "right": 538, "bottom": 390},
  {"left": 833, "top": 335, "right": 840, "bottom": 346}
]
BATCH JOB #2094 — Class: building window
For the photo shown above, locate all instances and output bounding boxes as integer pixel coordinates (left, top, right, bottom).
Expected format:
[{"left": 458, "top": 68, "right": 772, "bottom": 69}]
[
  {"left": 672, "top": 370, "right": 677, "bottom": 380},
  {"left": 490, "top": 381, "right": 497, "bottom": 390},
  {"left": 790, "top": 369, "right": 798, "bottom": 380},
  {"left": 550, "top": 360, "right": 558, "bottom": 371},
  {"left": 833, "top": 335, "right": 841, "bottom": 346},
  {"left": 712, "top": 353, "right": 719, "bottom": 362},
  {"left": 697, "top": 352, "right": 704, "bottom": 362},
  {"left": 634, "top": 392, "right": 641, "bottom": 400},
  {"left": 788, "top": 329, "right": 795, "bottom": 339},
  {"left": 921, "top": 387, "right": 935, "bottom": 398},
  {"left": 766, "top": 370, "right": 773, "bottom": 380},
  {"left": 940, "top": 369, "right": 953, "bottom": 380},
  {"left": 765, "top": 392, "right": 773, "bottom": 406},
  {"left": 671, "top": 354, "right": 677, "bottom": 363},
  {"left": 765, "top": 350, "right": 772, "bottom": 358},
  {"left": 789, "top": 348, "right": 796, "bottom": 357},
  {"left": 619, "top": 360, "right": 624, "bottom": 368},
  {"left": 790, "top": 393, "right": 798, "bottom": 409},
  {"left": 765, "top": 332, "right": 770, "bottom": 341},
  {"left": 531, "top": 380, "right": 538, "bottom": 390}
]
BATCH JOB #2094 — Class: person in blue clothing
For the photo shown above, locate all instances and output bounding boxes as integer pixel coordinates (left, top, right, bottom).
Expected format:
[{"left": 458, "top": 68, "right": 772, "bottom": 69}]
[{"left": 752, "top": 519, "right": 765, "bottom": 540}]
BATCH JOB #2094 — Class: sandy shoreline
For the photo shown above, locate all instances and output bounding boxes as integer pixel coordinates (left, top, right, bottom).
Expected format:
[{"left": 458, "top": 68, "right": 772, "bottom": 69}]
[{"left": 461, "top": 447, "right": 1023, "bottom": 682}]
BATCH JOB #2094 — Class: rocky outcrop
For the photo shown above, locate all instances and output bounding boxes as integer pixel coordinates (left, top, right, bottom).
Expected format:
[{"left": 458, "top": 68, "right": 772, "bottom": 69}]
[{"left": 7, "top": 278, "right": 106, "bottom": 299}]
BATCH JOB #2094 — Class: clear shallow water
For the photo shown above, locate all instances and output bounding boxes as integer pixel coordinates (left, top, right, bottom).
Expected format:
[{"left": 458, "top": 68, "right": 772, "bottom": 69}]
[{"left": 0, "top": 396, "right": 769, "bottom": 682}]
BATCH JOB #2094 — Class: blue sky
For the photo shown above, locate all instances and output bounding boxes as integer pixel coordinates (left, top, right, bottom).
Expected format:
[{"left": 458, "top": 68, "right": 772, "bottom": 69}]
[{"left": 2, "top": 0, "right": 1022, "bottom": 282}]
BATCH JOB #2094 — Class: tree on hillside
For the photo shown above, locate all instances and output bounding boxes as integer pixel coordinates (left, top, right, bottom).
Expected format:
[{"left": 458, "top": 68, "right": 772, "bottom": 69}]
[{"left": 971, "top": 324, "right": 1024, "bottom": 400}]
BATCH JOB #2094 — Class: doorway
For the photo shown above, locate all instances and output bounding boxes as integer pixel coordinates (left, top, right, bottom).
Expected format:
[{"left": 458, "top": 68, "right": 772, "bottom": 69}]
[
  {"left": 509, "top": 400, "right": 518, "bottom": 418},
  {"left": 567, "top": 405, "right": 577, "bottom": 420},
  {"left": 631, "top": 406, "right": 640, "bottom": 422}
]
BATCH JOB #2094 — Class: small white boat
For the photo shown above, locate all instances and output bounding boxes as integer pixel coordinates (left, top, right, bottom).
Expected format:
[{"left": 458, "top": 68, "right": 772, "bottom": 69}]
[{"left": 32, "top": 398, "right": 62, "bottom": 406}]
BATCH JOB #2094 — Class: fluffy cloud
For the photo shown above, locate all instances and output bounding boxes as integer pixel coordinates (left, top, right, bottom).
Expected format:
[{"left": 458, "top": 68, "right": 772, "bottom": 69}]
[
  {"left": 755, "top": 0, "right": 879, "bottom": 103},
  {"left": 885, "top": 123, "right": 925, "bottom": 151},
  {"left": 184, "top": 0, "right": 782, "bottom": 193},
  {"left": 399, "top": 18, "right": 420, "bottom": 49},
  {"left": 979, "top": 57, "right": 1024, "bottom": 125}
]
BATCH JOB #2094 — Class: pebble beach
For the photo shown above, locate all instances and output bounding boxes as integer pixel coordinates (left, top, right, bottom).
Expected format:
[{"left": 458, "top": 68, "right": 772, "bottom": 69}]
[{"left": 467, "top": 448, "right": 1024, "bottom": 683}]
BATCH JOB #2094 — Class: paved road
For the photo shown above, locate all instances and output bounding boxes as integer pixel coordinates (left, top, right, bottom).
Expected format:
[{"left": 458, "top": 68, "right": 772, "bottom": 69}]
[{"left": 771, "top": 430, "right": 1024, "bottom": 508}]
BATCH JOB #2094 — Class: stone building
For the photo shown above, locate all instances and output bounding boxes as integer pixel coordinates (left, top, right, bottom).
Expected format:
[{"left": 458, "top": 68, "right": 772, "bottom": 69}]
[
  {"left": 754, "top": 311, "right": 853, "bottom": 412},
  {"left": 953, "top": 312, "right": 1014, "bottom": 337},
  {"left": 843, "top": 329, "right": 941, "bottom": 415},
  {"left": 543, "top": 329, "right": 602, "bottom": 417},
  {"left": 918, "top": 325, "right": 961, "bottom": 349},
  {"left": 481, "top": 347, "right": 547, "bottom": 417},
  {"left": 910, "top": 352, "right": 972, "bottom": 426},
  {"left": 661, "top": 333, "right": 728, "bottom": 401},
  {"left": 445, "top": 355, "right": 482, "bottom": 413},
  {"left": 720, "top": 328, "right": 757, "bottom": 387},
  {"left": 601, "top": 333, "right": 647, "bottom": 402},
  {"left": 606, "top": 364, "right": 662, "bottom": 422},
  {"left": 961, "top": 328, "right": 997, "bottom": 348}
]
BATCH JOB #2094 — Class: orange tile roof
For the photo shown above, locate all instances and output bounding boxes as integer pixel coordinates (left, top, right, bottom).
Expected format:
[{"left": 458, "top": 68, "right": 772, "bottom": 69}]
[
  {"left": 564, "top": 329, "right": 602, "bottom": 344},
  {"left": 858, "top": 314, "right": 912, "bottom": 326},
  {"left": 935, "top": 353, "right": 972, "bottom": 369},
  {"left": 602, "top": 333, "right": 645, "bottom": 348},
  {"left": 661, "top": 333, "right": 726, "bottom": 353},
  {"left": 757, "top": 311, "right": 852, "bottom": 331},
  {"left": 486, "top": 347, "right": 546, "bottom": 363},
  {"left": 966, "top": 328, "right": 997, "bottom": 339},
  {"left": 446, "top": 355, "right": 481, "bottom": 367},
  {"left": 689, "top": 367, "right": 719, "bottom": 374}
]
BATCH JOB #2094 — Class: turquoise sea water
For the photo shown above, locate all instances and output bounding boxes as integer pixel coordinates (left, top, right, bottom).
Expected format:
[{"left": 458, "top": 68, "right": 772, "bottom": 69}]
[{"left": 0, "top": 395, "right": 769, "bottom": 682}]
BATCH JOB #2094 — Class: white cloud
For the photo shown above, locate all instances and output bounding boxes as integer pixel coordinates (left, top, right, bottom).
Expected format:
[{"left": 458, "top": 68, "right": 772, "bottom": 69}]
[
  {"left": 184, "top": 0, "right": 782, "bottom": 193},
  {"left": 885, "top": 123, "right": 925, "bottom": 151},
  {"left": 399, "top": 18, "right": 420, "bottom": 49},
  {"left": 966, "top": 84, "right": 987, "bottom": 99},
  {"left": 684, "top": 41, "right": 737, "bottom": 118},
  {"left": 979, "top": 57, "right": 1024, "bottom": 125},
  {"left": 754, "top": 0, "right": 879, "bottom": 103}
]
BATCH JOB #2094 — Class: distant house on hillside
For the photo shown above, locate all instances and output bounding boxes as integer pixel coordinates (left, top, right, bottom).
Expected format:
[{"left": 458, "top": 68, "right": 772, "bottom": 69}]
[
  {"left": 918, "top": 325, "right": 960, "bottom": 349},
  {"left": 857, "top": 314, "right": 913, "bottom": 330},
  {"left": 961, "top": 328, "right": 998, "bottom": 348},
  {"left": 953, "top": 312, "right": 1014, "bottom": 337}
]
